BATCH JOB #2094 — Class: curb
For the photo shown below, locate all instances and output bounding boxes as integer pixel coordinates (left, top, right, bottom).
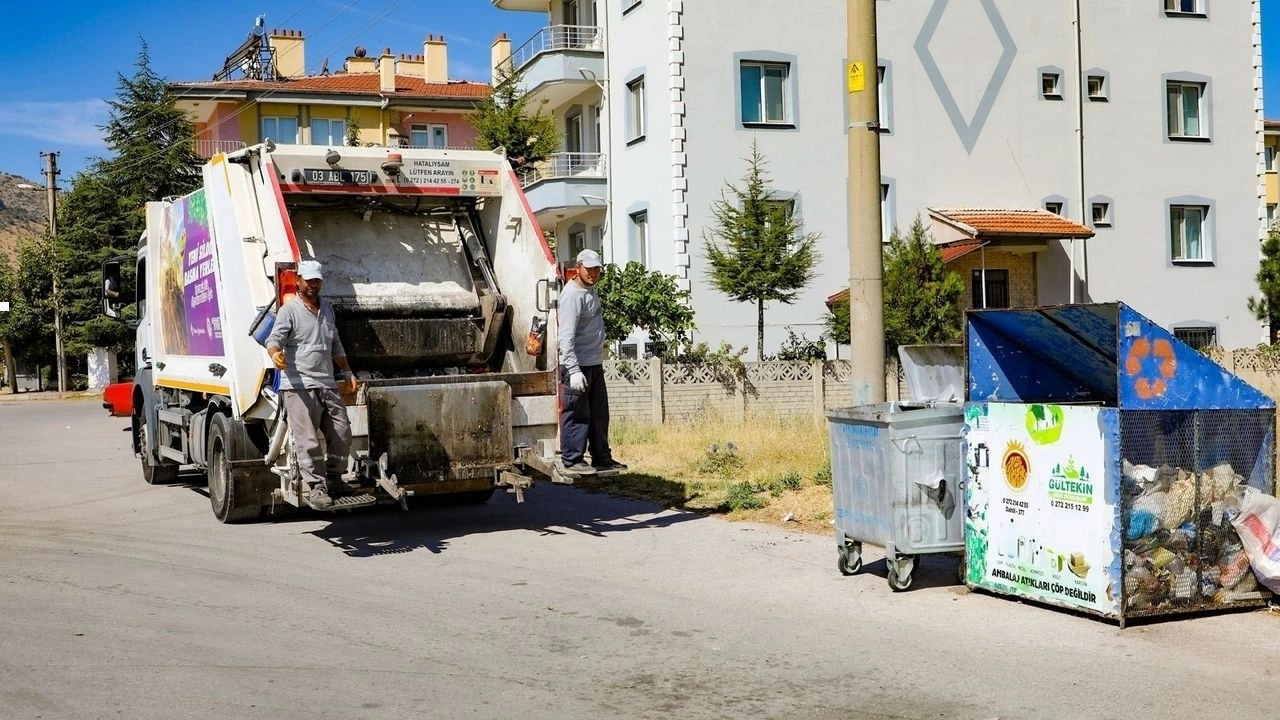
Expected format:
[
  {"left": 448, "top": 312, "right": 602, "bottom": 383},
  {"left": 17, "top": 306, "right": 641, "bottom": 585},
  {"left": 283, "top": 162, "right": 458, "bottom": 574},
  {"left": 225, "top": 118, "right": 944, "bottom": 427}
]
[{"left": 0, "top": 391, "right": 99, "bottom": 404}]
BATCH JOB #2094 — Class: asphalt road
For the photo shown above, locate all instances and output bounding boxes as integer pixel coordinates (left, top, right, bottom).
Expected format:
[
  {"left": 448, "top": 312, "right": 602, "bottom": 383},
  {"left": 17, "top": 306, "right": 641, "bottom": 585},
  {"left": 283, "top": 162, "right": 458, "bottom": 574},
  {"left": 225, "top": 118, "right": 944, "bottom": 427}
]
[{"left": 2, "top": 397, "right": 1278, "bottom": 720}]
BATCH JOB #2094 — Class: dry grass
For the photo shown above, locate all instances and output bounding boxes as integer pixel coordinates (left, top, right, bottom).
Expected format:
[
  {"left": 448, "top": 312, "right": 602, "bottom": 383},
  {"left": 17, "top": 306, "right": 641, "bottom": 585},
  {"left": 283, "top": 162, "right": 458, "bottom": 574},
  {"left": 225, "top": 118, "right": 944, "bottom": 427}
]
[{"left": 577, "top": 411, "right": 835, "bottom": 535}]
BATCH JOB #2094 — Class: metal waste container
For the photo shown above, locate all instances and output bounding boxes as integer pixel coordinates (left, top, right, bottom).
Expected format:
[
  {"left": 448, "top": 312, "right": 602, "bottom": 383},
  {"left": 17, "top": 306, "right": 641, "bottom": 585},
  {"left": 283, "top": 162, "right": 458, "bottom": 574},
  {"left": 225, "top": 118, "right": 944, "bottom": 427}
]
[{"left": 827, "top": 345, "right": 965, "bottom": 591}]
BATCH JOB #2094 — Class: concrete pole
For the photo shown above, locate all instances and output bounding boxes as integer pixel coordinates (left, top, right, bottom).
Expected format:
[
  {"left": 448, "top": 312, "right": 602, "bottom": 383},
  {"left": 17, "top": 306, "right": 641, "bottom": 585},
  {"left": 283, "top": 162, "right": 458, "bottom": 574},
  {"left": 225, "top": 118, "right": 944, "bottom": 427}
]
[
  {"left": 41, "top": 151, "right": 68, "bottom": 393},
  {"left": 847, "top": 0, "right": 885, "bottom": 404}
]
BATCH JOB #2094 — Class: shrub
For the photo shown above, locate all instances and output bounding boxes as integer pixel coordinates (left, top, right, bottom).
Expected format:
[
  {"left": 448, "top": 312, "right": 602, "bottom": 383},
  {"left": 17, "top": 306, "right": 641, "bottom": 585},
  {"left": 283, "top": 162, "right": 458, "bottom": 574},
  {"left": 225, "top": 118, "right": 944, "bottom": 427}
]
[
  {"left": 726, "top": 481, "right": 767, "bottom": 511},
  {"left": 814, "top": 461, "right": 832, "bottom": 486},
  {"left": 769, "top": 470, "right": 804, "bottom": 496},
  {"left": 694, "top": 441, "right": 743, "bottom": 476}
]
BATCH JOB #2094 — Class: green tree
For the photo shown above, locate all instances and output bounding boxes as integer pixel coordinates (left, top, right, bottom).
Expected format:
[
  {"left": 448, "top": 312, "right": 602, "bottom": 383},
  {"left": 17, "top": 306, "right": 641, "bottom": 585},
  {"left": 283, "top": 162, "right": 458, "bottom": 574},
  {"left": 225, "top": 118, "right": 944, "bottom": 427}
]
[
  {"left": 703, "top": 142, "right": 820, "bottom": 360},
  {"left": 881, "top": 216, "right": 965, "bottom": 354},
  {"left": 1248, "top": 225, "right": 1280, "bottom": 343},
  {"left": 0, "top": 238, "right": 57, "bottom": 390},
  {"left": 472, "top": 63, "right": 560, "bottom": 169},
  {"left": 57, "top": 40, "right": 203, "bottom": 364},
  {"left": 595, "top": 262, "right": 696, "bottom": 354},
  {"left": 822, "top": 293, "right": 851, "bottom": 346}
]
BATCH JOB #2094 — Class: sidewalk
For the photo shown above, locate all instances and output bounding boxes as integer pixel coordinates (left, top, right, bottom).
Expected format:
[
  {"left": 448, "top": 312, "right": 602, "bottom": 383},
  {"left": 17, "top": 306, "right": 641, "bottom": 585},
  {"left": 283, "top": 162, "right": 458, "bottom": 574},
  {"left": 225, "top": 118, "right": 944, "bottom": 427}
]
[{"left": 0, "top": 389, "right": 98, "bottom": 404}]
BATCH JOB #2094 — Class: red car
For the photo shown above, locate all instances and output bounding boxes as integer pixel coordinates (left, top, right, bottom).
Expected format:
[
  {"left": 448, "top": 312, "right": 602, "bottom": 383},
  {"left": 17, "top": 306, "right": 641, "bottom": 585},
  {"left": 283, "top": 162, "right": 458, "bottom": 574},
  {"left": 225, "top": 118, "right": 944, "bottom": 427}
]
[{"left": 102, "top": 381, "right": 134, "bottom": 417}]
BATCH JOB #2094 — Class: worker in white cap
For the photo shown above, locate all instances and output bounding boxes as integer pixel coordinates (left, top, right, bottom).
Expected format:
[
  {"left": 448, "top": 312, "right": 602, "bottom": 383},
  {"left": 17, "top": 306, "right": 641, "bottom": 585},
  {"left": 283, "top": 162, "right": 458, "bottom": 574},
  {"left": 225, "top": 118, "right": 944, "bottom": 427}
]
[
  {"left": 266, "top": 259, "right": 357, "bottom": 510},
  {"left": 556, "top": 248, "right": 627, "bottom": 476}
]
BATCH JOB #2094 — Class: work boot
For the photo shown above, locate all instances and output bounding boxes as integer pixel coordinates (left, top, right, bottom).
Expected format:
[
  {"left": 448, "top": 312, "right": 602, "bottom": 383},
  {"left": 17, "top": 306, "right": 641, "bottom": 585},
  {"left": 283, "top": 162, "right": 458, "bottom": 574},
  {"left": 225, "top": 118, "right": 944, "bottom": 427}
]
[
  {"left": 325, "top": 476, "right": 353, "bottom": 498},
  {"left": 593, "top": 459, "right": 628, "bottom": 472},
  {"left": 307, "top": 483, "right": 334, "bottom": 511}
]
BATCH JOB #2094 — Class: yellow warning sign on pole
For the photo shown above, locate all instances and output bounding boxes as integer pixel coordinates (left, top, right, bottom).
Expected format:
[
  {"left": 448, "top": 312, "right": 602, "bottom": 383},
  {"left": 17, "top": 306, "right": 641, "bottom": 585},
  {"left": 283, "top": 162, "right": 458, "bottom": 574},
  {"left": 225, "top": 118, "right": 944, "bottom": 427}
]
[{"left": 847, "top": 61, "right": 865, "bottom": 93}]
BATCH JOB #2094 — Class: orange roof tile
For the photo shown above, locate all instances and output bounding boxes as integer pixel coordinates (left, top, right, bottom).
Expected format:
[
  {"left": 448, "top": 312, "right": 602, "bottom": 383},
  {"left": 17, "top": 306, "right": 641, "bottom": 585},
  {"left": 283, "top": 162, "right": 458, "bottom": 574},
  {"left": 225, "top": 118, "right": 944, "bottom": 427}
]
[
  {"left": 939, "top": 239, "right": 988, "bottom": 264},
  {"left": 930, "top": 208, "right": 1094, "bottom": 240},
  {"left": 172, "top": 73, "right": 489, "bottom": 100}
]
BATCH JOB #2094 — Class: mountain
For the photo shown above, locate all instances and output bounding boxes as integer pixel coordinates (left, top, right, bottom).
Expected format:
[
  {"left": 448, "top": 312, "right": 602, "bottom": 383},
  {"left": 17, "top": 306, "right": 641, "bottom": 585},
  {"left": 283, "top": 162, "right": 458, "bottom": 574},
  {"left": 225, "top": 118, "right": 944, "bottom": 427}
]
[{"left": 0, "top": 172, "right": 48, "bottom": 265}]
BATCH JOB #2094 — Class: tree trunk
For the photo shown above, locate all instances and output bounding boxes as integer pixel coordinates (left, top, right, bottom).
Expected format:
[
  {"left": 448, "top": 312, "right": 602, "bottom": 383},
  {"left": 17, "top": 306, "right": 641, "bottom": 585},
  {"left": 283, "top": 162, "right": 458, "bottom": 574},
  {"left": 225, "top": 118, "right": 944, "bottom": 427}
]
[
  {"left": 1, "top": 339, "right": 14, "bottom": 394},
  {"left": 757, "top": 298, "right": 765, "bottom": 361}
]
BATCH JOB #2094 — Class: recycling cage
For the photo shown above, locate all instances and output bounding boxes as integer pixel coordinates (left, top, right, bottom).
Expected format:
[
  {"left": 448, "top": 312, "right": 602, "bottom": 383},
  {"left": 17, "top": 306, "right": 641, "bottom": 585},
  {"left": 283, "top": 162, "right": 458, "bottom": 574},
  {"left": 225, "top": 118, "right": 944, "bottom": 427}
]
[
  {"left": 827, "top": 345, "right": 966, "bottom": 591},
  {"left": 963, "top": 302, "right": 1275, "bottom": 625}
]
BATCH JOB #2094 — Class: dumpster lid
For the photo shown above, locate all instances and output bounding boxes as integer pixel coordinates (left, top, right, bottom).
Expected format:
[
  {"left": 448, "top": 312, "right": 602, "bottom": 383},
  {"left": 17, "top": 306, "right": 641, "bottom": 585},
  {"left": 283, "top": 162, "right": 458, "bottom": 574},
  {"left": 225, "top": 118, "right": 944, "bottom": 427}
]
[{"left": 898, "top": 344, "right": 963, "bottom": 403}]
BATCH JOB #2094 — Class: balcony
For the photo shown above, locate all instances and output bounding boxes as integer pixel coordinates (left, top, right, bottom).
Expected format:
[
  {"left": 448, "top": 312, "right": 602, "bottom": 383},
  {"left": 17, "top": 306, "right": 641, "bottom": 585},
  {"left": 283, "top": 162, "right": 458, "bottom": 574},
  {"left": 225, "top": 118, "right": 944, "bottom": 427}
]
[
  {"left": 491, "top": 0, "right": 547, "bottom": 10},
  {"left": 500, "top": 25, "right": 605, "bottom": 108},
  {"left": 194, "top": 139, "right": 247, "bottom": 159},
  {"left": 517, "top": 152, "right": 608, "bottom": 220}
]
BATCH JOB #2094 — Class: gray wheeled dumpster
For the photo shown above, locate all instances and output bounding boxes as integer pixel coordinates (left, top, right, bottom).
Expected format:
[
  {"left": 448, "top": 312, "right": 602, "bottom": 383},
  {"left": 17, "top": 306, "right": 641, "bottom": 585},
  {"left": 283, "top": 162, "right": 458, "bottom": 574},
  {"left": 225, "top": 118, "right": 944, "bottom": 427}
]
[{"left": 827, "top": 345, "right": 965, "bottom": 591}]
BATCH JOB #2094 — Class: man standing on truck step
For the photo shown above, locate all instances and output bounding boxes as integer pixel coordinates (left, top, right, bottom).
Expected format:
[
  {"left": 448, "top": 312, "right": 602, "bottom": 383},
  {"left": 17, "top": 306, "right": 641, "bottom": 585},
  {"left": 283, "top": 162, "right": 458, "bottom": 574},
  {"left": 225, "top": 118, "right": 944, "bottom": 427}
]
[
  {"left": 266, "top": 260, "right": 358, "bottom": 510},
  {"left": 557, "top": 249, "right": 627, "bottom": 477}
]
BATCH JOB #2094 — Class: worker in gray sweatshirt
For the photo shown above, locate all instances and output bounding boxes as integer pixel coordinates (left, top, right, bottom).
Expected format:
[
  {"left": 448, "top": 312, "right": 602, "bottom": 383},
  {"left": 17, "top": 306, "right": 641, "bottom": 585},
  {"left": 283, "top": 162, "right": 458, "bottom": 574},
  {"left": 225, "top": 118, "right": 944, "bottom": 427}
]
[{"left": 557, "top": 249, "right": 628, "bottom": 476}]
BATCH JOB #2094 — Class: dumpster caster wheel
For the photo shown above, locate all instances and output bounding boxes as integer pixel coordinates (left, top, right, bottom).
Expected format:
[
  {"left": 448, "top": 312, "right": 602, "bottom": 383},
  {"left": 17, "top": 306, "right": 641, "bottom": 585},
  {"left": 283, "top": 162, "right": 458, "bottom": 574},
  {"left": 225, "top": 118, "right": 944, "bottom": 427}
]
[
  {"left": 887, "top": 561, "right": 914, "bottom": 592},
  {"left": 837, "top": 543, "right": 862, "bottom": 575}
]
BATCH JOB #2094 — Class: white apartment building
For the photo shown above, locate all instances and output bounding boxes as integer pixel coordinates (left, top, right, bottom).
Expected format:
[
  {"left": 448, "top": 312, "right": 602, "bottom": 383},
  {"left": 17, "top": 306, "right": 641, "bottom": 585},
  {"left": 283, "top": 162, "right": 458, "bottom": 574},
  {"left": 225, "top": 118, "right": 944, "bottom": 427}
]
[{"left": 494, "top": 0, "right": 1265, "bottom": 354}]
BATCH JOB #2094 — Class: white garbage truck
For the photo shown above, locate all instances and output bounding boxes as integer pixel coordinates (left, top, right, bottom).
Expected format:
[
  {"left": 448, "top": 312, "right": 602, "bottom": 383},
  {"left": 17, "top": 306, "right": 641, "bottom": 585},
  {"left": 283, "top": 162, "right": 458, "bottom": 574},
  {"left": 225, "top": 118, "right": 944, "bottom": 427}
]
[{"left": 103, "top": 142, "right": 563, "bottom": 522}]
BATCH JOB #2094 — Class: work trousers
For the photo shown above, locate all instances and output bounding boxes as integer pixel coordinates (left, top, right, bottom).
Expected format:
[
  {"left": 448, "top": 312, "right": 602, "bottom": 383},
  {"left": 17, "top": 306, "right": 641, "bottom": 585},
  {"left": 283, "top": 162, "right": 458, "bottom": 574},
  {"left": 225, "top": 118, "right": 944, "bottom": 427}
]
[
  {"left": 282, "top": 387, "right": 352, "bottom": 488},
  {"left": 559, "top": 364, "right": 612, "bottom": 466}
]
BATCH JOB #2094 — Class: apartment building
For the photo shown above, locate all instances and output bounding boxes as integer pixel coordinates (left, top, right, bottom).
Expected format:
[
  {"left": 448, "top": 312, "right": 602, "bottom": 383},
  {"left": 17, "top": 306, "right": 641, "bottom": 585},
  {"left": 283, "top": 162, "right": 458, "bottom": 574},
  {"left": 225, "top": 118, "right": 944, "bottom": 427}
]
[
  {"left": 169, "top": 27, "right": 487, "bottom": 158},
  {"left": 495, "top": 0, "right": 1266, "bottom": 353},
  {"left": 1267, "top": 119, "right": 1279, "bottom": 227}
]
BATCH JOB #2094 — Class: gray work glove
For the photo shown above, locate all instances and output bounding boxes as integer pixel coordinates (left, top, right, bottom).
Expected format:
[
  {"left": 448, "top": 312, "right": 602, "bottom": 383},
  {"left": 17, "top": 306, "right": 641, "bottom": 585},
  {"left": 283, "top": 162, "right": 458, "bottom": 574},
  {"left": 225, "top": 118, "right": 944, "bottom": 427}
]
[{"left": 569, "top": 371, "right": 587, "bottom": 392}]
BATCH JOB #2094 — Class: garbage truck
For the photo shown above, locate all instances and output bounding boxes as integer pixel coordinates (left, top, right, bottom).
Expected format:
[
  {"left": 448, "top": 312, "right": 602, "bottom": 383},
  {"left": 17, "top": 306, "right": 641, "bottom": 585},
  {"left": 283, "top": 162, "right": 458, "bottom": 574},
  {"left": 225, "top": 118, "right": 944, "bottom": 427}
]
[{"left": 102, "top": 142, "right": 563, "bottom": 522}]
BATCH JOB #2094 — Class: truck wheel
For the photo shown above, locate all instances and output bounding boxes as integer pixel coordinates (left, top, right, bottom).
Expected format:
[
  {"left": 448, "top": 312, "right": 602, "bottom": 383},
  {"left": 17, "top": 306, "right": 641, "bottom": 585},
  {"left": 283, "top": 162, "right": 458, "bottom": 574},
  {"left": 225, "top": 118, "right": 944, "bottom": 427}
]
[
  {"left": 208, "top": 414, "right": 260, "bottom": 523},
  {"left": 135, "top": 411, "right": 178, "bottom": 485}
]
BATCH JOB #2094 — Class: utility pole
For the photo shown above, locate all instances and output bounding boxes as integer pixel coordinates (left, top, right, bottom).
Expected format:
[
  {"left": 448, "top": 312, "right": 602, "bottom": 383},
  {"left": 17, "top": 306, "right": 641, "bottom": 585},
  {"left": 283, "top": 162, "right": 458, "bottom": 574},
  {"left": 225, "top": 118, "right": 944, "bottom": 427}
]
[
  {"left": 847, "top": 0, "right": 885, "bottom": 404},
  {"left": 41, "top": 151, "right": 68, "bottom": 393}
]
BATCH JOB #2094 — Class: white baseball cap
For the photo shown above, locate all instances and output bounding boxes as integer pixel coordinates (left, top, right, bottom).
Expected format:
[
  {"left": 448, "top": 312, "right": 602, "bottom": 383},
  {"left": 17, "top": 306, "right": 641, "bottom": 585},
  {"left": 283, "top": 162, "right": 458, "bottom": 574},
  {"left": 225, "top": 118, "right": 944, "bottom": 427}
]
[
  {"left": 298, "top": 260, "right": 324, "bottom": 280},
  {"left": 576, "top": 249, "right": 603, "bottom": 268}
]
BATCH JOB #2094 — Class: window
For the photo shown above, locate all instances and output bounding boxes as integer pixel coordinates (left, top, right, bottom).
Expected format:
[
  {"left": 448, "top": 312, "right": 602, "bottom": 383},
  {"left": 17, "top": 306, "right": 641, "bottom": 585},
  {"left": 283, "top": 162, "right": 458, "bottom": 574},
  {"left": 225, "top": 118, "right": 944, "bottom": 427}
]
[
  {"left": 1267, "top": 145, "right": 1277, "bottom": 172},
  {"left": 877, "top": 65, "right": 889, "bottom": 131},
  {"left": 311, "top": 118, "right": 347, "bottom": 146},
  {"left": 619, "top": 343, "right": 639, "bottom": 359},
  {"left": 1170, "top": 205, "right": 1208, "bottom": 261},
  {"left": 1167, "top": 81, "right": 1205, "bottom": 139},
  {"left": 626, "top": 76, "right": 646, "bottom": 142},
  {"left": 1087, "top": 75, "right": 1107, "bottom": 101},
  {"left": 971, "top": 269, "right": 1010, "bottom": 309},
  {"left": 623, "top": 0, "right": 641, "bottom": 14},
  {"left": 1091, "top": 202, "right": 1111, "bottom": 227},
  {"left": 740, "top": 61, "right": 791, "bottom": 125},
  {"left": 410, "top": 124, "right": 448, "bottom": 148},
  {"left": 880, "top": 184, "right": 892, "bottom": 243},
  {"left": 1045, "top": 201, "right": 1064, "bottom": 216},
  {"left": 1269, "top": 204, "right": 1277, "bottom": 227},
  {"left": 1174, "top": 326, "right": 1216, "bottom": 350},
  {"left": 629, "top": 210, "right": 648, "bottom": 265},
  {"left": 1164, "top": 0, "right": 1204, "bottom": 16},
  {"left": 1041, "top": 72, "right": 1062, "bottom": 100},
  {"left": 261, "top": 116, "right": 298, "bottom": 144},
  {"left": 568, "top": 231, "right": 586, "bottom": 260}
]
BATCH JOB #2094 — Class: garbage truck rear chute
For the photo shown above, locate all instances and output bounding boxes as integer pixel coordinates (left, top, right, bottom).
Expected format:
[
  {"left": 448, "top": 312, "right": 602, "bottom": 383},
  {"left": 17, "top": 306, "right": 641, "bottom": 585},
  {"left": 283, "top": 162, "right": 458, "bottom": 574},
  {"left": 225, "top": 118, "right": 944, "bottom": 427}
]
[{"left": 103, "top": 143, "right": 563, "bottom": 522}]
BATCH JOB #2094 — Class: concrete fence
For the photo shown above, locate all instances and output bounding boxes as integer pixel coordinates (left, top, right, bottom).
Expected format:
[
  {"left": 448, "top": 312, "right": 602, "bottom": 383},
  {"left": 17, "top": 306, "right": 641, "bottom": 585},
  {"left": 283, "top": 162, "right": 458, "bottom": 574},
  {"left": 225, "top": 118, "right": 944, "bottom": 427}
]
[
  {"left": 603, "top": 358, "right": 903, "bottom": 423},
  {"left": 606, "top": 348, "right": 1280, "bottom": 425}
]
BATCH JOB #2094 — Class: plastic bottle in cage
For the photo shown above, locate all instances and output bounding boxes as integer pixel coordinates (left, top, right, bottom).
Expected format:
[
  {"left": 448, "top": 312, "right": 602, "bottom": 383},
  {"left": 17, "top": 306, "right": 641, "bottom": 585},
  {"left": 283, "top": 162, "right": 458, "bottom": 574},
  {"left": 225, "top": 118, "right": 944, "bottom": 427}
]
[{"left": 526, "top": 315, "right": 547, "bottom": 356}]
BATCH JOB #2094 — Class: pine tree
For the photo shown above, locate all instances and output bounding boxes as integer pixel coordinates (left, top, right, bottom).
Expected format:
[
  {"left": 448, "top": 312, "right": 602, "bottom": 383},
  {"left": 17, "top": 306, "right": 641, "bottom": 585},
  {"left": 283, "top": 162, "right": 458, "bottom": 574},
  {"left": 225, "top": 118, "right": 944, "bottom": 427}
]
[
  {"left": 471, "top": 63, "right": 561, "bottom": 169},
  {"left": 703, "top": 141, "right": 820, "bottom": 360},
  {"left": 882, "top": 216, "right": 965, "bottom": 353},
  {"left": 1248, "top": 225, "right": 1280, "bottom": 343},
  {"left": 56, "top": 40, "right": 203, "bottom": 368}
]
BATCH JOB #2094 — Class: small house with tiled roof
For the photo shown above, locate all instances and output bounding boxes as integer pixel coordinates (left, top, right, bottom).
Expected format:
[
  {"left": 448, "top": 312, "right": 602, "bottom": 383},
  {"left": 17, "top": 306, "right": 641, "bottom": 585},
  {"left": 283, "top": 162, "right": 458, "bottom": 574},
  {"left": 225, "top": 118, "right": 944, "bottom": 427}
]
[{"left": 170, "top": 28, "right": 489, "bottom": 159}]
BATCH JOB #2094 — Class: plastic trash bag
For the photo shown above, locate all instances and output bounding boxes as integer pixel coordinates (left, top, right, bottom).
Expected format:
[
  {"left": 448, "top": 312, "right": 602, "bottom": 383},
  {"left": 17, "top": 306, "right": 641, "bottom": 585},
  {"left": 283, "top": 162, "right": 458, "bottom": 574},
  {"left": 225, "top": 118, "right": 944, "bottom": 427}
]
[{"left": 1228, "top": 488, "right": 1280, "bottom": 594}]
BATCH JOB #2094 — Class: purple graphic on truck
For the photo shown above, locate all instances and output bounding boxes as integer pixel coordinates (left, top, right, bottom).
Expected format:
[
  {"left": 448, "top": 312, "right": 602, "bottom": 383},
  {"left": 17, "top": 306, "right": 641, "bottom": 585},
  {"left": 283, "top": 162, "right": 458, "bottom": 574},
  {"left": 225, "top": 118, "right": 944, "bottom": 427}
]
[{"left": 179, "top": 190, "right": 224, "bottom": 356}]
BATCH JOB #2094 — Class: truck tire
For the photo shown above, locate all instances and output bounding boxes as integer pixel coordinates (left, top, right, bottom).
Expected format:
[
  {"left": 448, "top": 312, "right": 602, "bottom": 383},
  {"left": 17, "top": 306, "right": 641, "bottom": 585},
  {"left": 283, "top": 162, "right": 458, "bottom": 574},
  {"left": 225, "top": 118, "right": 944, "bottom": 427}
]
[
  {"left": 208, "top": 414, "right": 261, "bottom": 523},
  {"left": 135, "top": 410, "right": 178, "bottom": 485}
]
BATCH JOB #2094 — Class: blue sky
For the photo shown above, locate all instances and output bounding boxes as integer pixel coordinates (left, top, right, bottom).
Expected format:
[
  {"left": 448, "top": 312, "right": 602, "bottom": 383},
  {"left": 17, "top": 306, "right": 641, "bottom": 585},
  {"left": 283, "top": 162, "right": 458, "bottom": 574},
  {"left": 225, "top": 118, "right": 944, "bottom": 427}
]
[
  {"left": 0, "top": 0, "right": 545, "bottom": 181},
  {"left": 0, "top": 2, "right": 1276, "bottom": 182}
]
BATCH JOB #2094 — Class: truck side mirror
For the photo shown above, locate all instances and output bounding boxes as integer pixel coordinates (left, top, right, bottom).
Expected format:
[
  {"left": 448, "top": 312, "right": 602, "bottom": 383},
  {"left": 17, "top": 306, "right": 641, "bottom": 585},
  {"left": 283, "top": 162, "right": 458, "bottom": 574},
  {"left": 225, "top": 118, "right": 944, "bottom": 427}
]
[{"left": 102, "top": 259, "right": 125, "bottom": 319}]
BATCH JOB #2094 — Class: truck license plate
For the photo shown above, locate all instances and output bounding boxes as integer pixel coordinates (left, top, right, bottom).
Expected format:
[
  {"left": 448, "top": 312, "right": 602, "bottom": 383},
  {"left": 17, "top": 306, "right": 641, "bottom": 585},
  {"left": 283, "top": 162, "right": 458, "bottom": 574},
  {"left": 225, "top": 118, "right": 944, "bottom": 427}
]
[{"left": 301, "top": 168, "right": 376, "bottom": 185}]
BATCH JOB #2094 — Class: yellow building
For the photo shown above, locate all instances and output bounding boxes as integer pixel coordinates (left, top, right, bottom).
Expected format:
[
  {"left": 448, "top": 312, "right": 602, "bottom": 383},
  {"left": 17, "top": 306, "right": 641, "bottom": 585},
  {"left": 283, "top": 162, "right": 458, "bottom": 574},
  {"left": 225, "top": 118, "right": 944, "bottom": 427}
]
[{"left": 169, "top": 28, "right": 488, "bottom": 158}]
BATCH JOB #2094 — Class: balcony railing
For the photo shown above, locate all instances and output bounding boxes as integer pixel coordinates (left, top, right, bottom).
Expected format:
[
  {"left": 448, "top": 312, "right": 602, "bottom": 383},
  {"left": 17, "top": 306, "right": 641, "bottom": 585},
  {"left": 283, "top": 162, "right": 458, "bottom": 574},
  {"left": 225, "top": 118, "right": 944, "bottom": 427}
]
[
  {"left": 503, "top": 25, "right": 603, "bottom": 74},
  {"left": 194, "top": 139, "right": 247, "bottom": 158},
  {"left": 517, "top": 152, "right": 608, "bottom": 187}
]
